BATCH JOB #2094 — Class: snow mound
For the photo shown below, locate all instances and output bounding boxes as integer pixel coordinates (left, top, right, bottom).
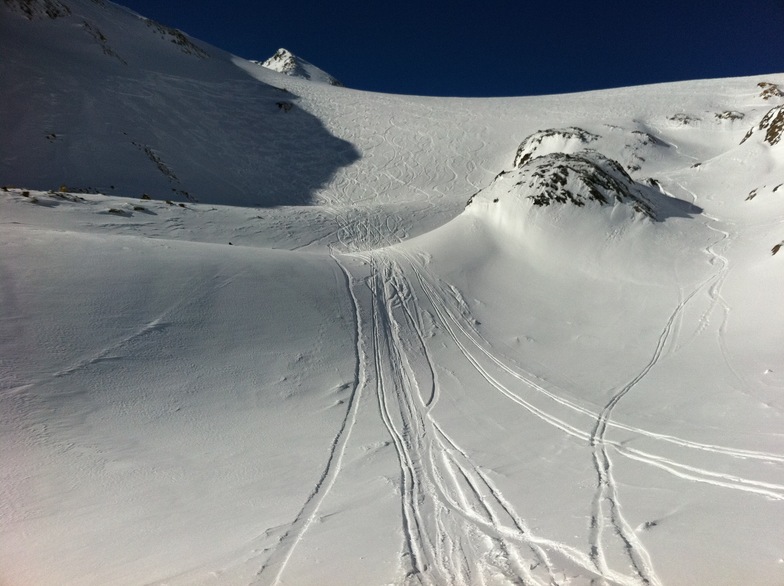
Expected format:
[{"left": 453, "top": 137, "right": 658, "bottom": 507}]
[
  {"left": 513, "top": 126, "right": 599, "bottom": 167},
  {"left": 256, "top": 48, "right": 343, "bottom": 86},
  {"left": 469, "top": 150, "right": 655, "bottom": 219},
  {"left": 741, "top": 105, "right": 784, "bottom": 146}
]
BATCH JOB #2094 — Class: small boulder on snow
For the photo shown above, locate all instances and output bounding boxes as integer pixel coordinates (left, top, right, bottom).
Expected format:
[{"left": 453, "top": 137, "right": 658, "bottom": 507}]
[{"left": 255, "top": 48, "right": 343, "bottom": 87}]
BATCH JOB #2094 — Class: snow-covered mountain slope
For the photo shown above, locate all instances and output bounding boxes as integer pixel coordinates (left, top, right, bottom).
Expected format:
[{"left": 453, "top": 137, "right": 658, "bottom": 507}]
[
  {"left": 2, "top": 2, "right": 784, "bottom": 586},
  {"left": 254, "top": 47, "right": 344, "bottom": 86},
  {"left": 0, "top": 0, "right": 357, "bottom": 205}
]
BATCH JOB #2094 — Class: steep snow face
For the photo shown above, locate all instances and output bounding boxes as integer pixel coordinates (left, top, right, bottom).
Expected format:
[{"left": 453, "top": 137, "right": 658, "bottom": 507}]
[
  {"left": 758, "top": 81, "right": 783, "bottom": 100},
  {"left": 3, "top": 0, "right": 70, "bottom": 19},
  {"left": 0, "top": 1, "right": 357, "bottom": 205},
  {"left": 256, "top": 48, "right": 343, "bottom": 86}
]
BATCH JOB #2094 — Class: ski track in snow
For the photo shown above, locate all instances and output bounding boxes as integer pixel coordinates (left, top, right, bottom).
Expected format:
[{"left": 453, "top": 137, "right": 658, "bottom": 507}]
[
  {"left": 365, "top": 254, "right": 569, "bottom": 586},
  {"left": 402, "top": 251, "right": 784, "bottom": 493},
  {"left": 23, "top": 194, "right": 778, "bottom": 586},
  {"left": 326, "top": 242, "right": 783, "bottom": 585},
  {"left": 5, "top": 30, "right": 784, "bottom": 582},
  {"left": 253, "top": 253, "right": 367, "bottom": 586}
]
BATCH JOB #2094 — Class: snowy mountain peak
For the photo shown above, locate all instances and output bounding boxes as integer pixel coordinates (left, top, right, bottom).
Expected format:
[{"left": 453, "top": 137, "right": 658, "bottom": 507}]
[{"left": 256, "top": 47, "right": 343, "bottom": 86}]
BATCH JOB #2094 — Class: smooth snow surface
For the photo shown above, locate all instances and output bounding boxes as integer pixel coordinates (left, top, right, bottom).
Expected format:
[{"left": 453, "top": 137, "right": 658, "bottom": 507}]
[{"left": 2, "top": 2, "right": 784, "bottom": 585}]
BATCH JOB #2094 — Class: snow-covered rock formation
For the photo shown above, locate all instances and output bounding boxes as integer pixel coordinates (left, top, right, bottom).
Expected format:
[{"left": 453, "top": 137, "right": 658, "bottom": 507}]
[
  {"left": 741, "top": 104, "right": 784, "bottom": 146},
  {"left": 513, "top": 127, "right": 599, "bottom": 167},
  {"left": 255, "top": 47, "right": 343, "bottom": 86},
  {"left": 468, "top": 149, "right": 655, "bottom": 218}
]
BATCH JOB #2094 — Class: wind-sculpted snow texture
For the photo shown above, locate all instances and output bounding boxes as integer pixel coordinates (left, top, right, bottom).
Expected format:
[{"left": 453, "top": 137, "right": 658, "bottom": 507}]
[{"left": 2, "top": 3, "right": 784, "bottom": 585}]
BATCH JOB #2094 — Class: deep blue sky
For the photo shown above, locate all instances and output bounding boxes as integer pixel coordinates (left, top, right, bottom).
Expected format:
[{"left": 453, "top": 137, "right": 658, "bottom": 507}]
[{"left": 119, "top": 0, "right": 784, "bottom": 97}]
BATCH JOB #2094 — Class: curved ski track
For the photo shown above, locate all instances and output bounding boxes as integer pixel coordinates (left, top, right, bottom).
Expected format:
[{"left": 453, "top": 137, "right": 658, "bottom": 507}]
[
  {"left": 247, "top": 109, "right": 782, "bottom": 583},
  {"left": 266, "top": 241, "right": 781, "bottom": 584},
  {"left": 254, "top": 253, "right": 368, "bottom": 585}
]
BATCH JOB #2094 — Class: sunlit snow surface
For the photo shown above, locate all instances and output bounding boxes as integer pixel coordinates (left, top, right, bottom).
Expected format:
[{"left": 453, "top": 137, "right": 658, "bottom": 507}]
[{"left": 1, "top": 2, "right": 784, "bottom": 585}]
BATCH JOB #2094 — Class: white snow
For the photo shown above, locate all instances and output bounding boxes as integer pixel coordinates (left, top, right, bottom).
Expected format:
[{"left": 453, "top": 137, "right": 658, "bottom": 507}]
[
  {"left": 255, "top": 48, "right": 344, "bottom": 87},
  {"left": 1, "top": 1, "right": 784, "bottom": 585}
]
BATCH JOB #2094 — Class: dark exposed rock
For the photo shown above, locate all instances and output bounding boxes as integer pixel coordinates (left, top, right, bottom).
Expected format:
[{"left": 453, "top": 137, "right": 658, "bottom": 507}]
[
  {"left": 468, "top": 150, "right": 662, "bottom": 220},
  {"left": 741, "top": 105, "right": 784, "bottom": 146},
  {"left": 3, "top": 0, "right": 70, "bottom": 19},
  {"left": 522, "top": 151, "right": 654, "bottom": 217},
  {"left": 758, "top": 82, "right": 783, "bottom": 101},
  {"left": 715, "top": 111, "right": 744, "bottom": 121},
  {"left": 82, "top": 19, "right": 127, "bottom": 64},
  {"left": 667, "top": 113, "right": 700, "bottom": 126}
]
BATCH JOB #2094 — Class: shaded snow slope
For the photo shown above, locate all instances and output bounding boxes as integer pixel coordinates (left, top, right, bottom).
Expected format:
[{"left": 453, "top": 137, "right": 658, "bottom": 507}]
[
  {"left": 255, "top": 48, "right": 343, "bottom": 87},
  {"left": 2, "top": 2, "right": 784, "bottom": 585},
  {"left": 0, "top": 0, "right": 358, "bottom": 205}
]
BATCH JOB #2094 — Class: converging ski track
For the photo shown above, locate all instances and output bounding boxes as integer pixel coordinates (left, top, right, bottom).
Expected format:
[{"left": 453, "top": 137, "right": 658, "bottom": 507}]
[{"left": 251, "top": 202, "right": 784, "bottom": 585}]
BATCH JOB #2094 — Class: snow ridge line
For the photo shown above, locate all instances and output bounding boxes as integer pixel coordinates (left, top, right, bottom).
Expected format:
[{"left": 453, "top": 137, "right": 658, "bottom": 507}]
[
  {"left": 52, "top": 318, "right": 170, "bottom": 379},
  {"left": 49, "top": 271, "right": 239, "bottom": 381},
  {"left": 254, "top": 253, "right": 367, "bottom": 586}
]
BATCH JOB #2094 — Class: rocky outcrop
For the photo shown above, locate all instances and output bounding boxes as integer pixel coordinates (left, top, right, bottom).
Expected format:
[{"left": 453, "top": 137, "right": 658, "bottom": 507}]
[
  {"left": 467, "top": 149, "right": 656, "bottom": 219},
  {"left": 758, "top": 82, "right": 783, "bottom": 101},
  {"left": 518, "top": 150, "right": 653, "bottom": 216},
  {"left": 741, "top": 105, "right": 784, "bottom": 146},
  {"left": 513, "top": 127, "right": 598, "bottom": 167}
]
